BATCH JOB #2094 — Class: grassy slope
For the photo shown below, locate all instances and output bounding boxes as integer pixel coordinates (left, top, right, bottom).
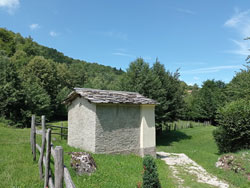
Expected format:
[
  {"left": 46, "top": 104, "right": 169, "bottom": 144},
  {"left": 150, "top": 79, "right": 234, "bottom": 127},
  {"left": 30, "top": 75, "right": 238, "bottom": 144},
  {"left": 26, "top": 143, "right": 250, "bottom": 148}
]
[
  {"left": 157, "top": 126, "right": 250, "bottom": 188},
  {"left": 0, "top": 122, "right": 175, "bottom": 188}
]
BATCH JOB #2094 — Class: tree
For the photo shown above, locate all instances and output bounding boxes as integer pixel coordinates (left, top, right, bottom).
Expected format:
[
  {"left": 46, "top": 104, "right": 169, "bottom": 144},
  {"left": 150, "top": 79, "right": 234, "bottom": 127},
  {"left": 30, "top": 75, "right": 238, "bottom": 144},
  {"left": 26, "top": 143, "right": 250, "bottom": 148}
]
[
  {"left": 152, "top": 60, "right": 184, "bottom": 124},
  {"left": 213, "top": 99, "right": 250, "bottom": 152},
  {"left": 119, "top": 58, "right": 161, "bottom": 99},
  {"left": 196, "top": 80, "right": 226, "bottom": 124},
  {"left": 182, "top": 86, "right": 202, "bottom": 120},
  {"left": 68, "top": 62, "right": 87, "bottom": 88},
  {"left": 54, "top": 87, "right": 71, "bottom": 119},
  {"left": 142, "top": 155, "right": 161, "bottom": 188},
  {"left": 226, "top": 68, "right": 250, "bottom": 101},
  {"left": 118, "top": 58, "right": 184, "bottom": 133},
  {"left": 21, "top": 36, "right": 39, "bottom": 57},
  {"left": 22, "top": 56, "right": 59, "bottom": 114},
  {"left": 10, "top": 50, "right": 29, "bottom": 69},
  {"left": 21, "top": 76, "right": 51, "bottom": 126},
  {"left": 0, "top": 55, "right": 25, "bottom": 126}
]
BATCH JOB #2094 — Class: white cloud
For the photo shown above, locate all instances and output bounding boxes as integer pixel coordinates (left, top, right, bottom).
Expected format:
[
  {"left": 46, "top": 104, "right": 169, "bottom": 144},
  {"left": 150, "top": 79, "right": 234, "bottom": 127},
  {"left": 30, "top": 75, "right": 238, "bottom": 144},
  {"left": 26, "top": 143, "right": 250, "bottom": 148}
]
[
  {"left": 224, "top": 9, "right": 250, "bottom": 55},
  {"left": 49, "top": 31, "right": 58, "bottom": 37},
  {"left": 29, "top": 24, "right": 40, "bottom": 30},
  {"left": 115, "top": 48, "right": 127, "bottom": 53},
  {"left": 103, "top": 31, "right": 128, "bottom": 40},
  {"left": 143, "top": 56, "right": 152, "bottom": 60},
  {"left": 193, "top": 76, "right": 200, "bottom": 80},
  {"left": 181, "top": 65, "right": 242, "bottom": 74},
  {"left": 174, "top": 61, "right": 207, "bottom": 66},
  {"left": 112, "top": 51, "right": 151, "bottom": 60},
  {"left": 226, "top": 39, "right": 250, "bottom": 55},
  {"left": 224, "top": 9, "right": 250, "bottom": 37},
  {"left": 112, "top": 52, "right": 134, "bottom": 58},
  {"left": 176, "top": 8, "right": 195, "bottom": 15},
  {"left": 0, "top": 0, "right": 20, "bottom": 13}
]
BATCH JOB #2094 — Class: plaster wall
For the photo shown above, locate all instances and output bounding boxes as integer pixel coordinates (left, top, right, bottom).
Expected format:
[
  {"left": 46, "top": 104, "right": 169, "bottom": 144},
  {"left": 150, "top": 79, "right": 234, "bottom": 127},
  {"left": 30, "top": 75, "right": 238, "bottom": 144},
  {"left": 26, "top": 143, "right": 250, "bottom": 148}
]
[
  {"left": 67, "top": 97, "right": 96, "bottom": 152},
  {"left": 95, "top": 104, "right": 141, "bottom": 153},
  {"left": 140, "top": 105, "right": 156, "bottom": 157}
]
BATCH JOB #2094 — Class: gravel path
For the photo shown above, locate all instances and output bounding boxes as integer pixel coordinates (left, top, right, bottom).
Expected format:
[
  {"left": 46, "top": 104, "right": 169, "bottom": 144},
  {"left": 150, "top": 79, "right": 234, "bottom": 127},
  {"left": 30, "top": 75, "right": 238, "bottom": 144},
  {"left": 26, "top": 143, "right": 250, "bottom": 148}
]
[{"left": 157, "top": 152, "right": 229, "bottom": 188}]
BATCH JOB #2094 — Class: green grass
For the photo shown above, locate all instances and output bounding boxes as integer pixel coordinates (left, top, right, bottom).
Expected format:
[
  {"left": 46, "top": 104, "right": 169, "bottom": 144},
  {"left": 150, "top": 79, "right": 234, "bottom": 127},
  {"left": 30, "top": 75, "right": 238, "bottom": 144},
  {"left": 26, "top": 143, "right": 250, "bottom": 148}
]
[
  {"left": 0, "top": 122, "right": 175, "bottom": 188},
  {"left": 1, "top": 120, "right": 249, "bottom": 187},
  {"left": 157, "top": 126, "right": 250, "bottom": 188},
  {"left": 0, "top": 122, "right": 43, "bottom": 188}
]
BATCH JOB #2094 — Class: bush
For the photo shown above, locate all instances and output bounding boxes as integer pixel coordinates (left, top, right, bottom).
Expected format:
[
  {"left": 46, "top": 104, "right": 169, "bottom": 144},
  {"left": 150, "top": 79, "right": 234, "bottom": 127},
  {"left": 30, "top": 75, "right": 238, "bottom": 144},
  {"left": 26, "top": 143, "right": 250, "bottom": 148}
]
[
  {"left": 213, "top": 99, "right": 250, "bottom": 153},
  {"left": 142, "top": 155, "right": 161, "bottom": 188}
]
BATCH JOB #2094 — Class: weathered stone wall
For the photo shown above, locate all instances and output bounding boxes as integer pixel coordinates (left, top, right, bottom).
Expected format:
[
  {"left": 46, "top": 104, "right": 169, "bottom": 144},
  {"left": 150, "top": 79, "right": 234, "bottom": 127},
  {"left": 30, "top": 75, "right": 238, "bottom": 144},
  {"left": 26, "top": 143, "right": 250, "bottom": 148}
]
[
  {"left": 67, "top": 97, "right": 96, "bottom": 152},
  {"left": 95, "top": 104, "right": 141, "bottom": 154}
]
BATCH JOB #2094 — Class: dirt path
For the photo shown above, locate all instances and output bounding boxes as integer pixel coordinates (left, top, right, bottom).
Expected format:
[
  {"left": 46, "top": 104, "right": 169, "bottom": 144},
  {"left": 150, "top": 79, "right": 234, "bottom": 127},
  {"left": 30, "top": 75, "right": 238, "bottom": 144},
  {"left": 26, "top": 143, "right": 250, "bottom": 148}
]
[{"left": 157, "top": 152, "right": 229, "bottom": 188}]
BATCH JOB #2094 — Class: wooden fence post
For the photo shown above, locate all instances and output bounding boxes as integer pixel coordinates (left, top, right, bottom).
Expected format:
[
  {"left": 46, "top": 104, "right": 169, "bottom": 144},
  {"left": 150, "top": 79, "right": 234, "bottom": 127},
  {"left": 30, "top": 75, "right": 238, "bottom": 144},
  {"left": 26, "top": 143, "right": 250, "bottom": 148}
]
[
  {"left": 31, "top": 115, "right": 36, "bottom": 161},
  {"left": 30, "top": 115, "right": 34, "bottom": 151},
  {"left": 54, "top": 146, "right": 64, "bottom": 188},
  {"left": 60, "top": 122, "right": 63, "bottom": 140},
  {"left": 39, "top": 115, "right": 46, "bottom": 180},
  {"left": 44, "top": 128, "right": 51, "bottom": 188}
]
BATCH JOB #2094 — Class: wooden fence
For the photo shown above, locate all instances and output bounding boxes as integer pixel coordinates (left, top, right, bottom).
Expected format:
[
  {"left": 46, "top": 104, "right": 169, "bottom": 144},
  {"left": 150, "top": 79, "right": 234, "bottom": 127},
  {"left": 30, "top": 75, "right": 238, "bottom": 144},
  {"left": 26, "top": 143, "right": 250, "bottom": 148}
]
[
  {"left": 165, "top": 121, "right": 211, "bottom": 132},
  {"left": 46, "top": 123, "right": 68, "bottom": 140},
  {"left": 36, "top": 121, "right": 68, "bottom": 140},
  {"left": 30, "top": 115, "right": 76, "bottom": 188}
]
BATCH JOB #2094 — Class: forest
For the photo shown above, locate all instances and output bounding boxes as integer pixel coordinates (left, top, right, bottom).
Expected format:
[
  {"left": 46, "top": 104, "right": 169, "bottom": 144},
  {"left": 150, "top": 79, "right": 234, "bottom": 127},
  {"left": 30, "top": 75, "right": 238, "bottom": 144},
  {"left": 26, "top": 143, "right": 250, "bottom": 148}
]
[{"left": 0, "top": 27, "right": 250, "bottom": 152}]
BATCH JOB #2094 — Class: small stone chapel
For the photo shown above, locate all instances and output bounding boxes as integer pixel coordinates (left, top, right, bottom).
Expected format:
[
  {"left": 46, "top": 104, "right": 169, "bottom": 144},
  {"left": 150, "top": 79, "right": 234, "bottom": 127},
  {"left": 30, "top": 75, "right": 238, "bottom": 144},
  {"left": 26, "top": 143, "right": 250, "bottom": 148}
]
[{"left": 64, "top": 88, "right": 157, "bottom": 157}]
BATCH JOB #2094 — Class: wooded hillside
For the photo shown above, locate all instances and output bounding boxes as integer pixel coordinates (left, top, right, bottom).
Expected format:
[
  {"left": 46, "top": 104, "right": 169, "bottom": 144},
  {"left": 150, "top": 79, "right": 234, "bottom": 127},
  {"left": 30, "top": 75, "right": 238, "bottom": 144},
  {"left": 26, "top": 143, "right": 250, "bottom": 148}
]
[
  {"left": 0, "top": 28, "right": 184, "bottom": 127},
  {"left": 0, "top": 28, "right": 124, "bottom": 125}
]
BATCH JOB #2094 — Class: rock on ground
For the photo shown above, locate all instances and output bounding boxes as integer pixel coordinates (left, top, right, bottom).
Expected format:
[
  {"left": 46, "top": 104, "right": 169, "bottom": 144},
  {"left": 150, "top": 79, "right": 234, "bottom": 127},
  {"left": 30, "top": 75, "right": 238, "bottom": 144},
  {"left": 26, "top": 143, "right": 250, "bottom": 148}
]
[{"left": 69, "top": 152, "right": 97, "bottom": 176}]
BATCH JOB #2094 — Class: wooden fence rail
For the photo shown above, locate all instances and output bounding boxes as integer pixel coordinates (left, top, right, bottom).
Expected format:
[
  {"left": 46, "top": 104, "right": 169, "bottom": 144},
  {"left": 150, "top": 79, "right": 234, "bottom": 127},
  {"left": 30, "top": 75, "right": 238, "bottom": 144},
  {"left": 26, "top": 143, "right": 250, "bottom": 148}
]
[
  {"left": 36, "top": 121, "right": 68, "bottom": 140},
  {"left": 46, "top": 124, "right": 68, "bottom": 140},
  {"left": 30, "top": 115, "right": 76, "bottom": 188}
]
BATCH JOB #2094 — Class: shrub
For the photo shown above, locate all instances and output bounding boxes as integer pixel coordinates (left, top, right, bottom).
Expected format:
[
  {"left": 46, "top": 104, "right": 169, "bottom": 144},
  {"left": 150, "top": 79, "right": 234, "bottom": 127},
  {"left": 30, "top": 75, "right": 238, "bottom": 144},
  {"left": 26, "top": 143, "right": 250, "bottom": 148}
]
[
  {"left": 190, "top": 122, "right": 194, "bottom": 128},
  {"left": 142, "top": 155, "right": 161, "bottom": 188},
  {"left": 213, "top": 99, "right": 250, "bottom": 153}
]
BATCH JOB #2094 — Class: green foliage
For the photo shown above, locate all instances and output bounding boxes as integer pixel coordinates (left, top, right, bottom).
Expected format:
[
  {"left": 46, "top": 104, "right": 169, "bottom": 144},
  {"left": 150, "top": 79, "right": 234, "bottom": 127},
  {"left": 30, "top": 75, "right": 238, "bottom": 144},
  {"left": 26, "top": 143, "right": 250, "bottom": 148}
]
[
  {"left": 0, "top": 28, "right": 16, "bottom": 56},
  {"left": 213, "top": 99, "right": 250, "bottom": 153},
  {"left": 68, "top": 62, "right": 87, "bottom": 88},
  {"left": 54, "top": 87, "right": 71, "bottom": 119},
  {"left": 226, "top": 68, "right": 250, "bottom": 101},
  {"left": 142, "top": 155, "right": 161, "bottom": 188},
  {"left": 0, "top": 28, "right": 124, "bottom": 125},
  {"left": 197, "top": 80, "right": 226, "bottom": 123},
  {"left": 119, "top": 58, "right": 161, "bottom": 97},
  {"left": 21, "top": 76, "right": 51, "bottom": 124},
  {"left": 182, "top": 80, "right": 226, "bottom": 124},
  {"left": 119, "top": 58, "right": 184, "bottom": 131},
  {"left": 152, "top": 60, "right": 184, "bottom": 123},
  {"left": 0, "top": 55, "right": 25, "bottom": 126}
]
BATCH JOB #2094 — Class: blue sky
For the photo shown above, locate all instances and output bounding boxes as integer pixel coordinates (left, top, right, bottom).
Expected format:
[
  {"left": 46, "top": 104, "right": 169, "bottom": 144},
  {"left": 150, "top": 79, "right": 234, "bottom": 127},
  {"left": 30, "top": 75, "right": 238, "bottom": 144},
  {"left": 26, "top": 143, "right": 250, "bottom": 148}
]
[{"left": 1, "top": 0, "right": 250, "bottom": 86}]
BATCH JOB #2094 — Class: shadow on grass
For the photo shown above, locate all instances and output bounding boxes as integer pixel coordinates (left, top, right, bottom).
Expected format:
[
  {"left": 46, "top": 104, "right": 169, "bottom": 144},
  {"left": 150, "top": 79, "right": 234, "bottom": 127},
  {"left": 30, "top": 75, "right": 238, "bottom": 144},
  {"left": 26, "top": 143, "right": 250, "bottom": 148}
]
[{"left": 156, "top": 130, "right": 192, "bottom": 147}]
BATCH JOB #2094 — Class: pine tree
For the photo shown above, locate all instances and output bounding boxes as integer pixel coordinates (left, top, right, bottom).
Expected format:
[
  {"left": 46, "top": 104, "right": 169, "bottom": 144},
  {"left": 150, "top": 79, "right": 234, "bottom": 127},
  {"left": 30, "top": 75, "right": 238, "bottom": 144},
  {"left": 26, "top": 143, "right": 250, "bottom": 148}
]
[{"left": 142, "top": 155, "right": 161, "bottom": 188}]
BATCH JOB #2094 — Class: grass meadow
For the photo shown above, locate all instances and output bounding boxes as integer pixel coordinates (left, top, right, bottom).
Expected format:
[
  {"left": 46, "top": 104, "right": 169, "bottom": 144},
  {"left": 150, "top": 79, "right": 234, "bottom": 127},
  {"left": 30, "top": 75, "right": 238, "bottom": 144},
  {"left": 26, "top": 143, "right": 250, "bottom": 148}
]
[
  {"left": 0, "top": 122, "right": 174, "bottom": 188},
  {"left": 0, "top": 121, "right": 249, "bottom": 187},
  {"left": 157, "top": 125, "right": 250, "bottom": 188}
]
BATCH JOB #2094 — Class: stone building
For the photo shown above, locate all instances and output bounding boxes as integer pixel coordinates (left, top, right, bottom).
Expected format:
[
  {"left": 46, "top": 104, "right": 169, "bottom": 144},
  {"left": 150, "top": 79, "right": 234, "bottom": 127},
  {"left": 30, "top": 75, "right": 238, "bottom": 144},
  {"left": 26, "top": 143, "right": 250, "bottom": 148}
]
[{"left": 64, "top": 88, "right": 157, "bottom": 157}]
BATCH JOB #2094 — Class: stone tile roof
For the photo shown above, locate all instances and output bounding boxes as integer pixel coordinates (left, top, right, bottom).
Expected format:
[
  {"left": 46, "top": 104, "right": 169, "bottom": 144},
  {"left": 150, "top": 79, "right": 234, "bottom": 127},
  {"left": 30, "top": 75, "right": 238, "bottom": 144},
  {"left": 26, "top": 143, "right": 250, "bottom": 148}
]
[{"left": 64, "top": 88, "right": 157, "bottom": 105}]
